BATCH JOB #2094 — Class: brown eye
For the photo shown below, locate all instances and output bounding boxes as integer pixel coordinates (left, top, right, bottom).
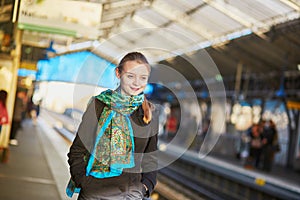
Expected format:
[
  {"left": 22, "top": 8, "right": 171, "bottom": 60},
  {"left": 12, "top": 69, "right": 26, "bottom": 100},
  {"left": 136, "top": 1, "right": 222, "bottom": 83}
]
[
  {"left": 127, "top": 74, "right": 134, "bottom": 79},
  {"left": 141, "top": 76, "right": 148, "bottom": 81}
]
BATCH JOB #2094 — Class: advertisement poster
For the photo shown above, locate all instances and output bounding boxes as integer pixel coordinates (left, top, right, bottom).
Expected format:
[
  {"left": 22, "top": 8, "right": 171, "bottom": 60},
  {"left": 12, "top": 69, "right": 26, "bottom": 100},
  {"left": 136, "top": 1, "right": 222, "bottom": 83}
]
[{"left": 18, "top": 0, "right": 102, "bottom": 39}]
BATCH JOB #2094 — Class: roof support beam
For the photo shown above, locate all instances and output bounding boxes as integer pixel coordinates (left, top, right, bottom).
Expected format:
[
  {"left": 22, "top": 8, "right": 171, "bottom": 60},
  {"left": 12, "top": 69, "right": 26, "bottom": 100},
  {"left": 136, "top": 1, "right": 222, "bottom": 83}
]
[
  {"left": 151, "top": 0, "right": 213, "bottom": 40},
  {"left": 102, "top": 0, "right": 143, "bottom": 10},
  {"left": 231, "top": 42, "right": 277, "bottom": 71},
  {"left": 0, "top": 4, "right": 12, "bottom": 13},
  {"left": 132, "top": 15, "right": 193, "bottom": 46},
  {"left": 150, "top": 0, "right": 255, "bottom": 56},
  {"left": 279, "top": 0, "right": 300, "bottom": 12},
  {"left": 202, "top": 0, "right": 268, "bottom": 38},
  {"left": 0, "top": 14, "right": 10, "bottom": 23},
  {"left": 213, "top": 46, "right": 272, "bottom": 73}
]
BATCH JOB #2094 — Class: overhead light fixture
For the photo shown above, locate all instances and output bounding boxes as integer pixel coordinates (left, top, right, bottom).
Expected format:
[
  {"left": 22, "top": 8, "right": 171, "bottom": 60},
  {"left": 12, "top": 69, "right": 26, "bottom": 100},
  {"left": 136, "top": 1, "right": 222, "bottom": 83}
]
[{"left": 297, "top": 64, "right": 300, "bottom": 71}]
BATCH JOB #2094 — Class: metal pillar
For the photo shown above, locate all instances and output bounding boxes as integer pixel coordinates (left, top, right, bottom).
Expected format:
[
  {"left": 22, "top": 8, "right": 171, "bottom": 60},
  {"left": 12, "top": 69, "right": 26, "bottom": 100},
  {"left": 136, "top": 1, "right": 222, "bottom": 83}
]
[{"left": 2, "top": 25, "right": 23, "bottom": 148}]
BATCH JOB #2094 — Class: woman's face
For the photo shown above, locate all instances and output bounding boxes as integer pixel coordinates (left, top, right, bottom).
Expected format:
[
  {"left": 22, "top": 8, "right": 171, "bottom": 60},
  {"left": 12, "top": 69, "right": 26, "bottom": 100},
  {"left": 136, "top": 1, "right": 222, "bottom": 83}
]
[{"left": 116, "top": 60, "right": 150, "bottom": 96}]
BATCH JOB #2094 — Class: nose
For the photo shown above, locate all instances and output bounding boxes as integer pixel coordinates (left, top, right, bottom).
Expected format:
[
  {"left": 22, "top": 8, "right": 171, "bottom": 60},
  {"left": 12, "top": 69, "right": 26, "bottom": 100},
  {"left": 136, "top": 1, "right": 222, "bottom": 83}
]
[{"left": 133, "top": 77, "right": 140, "bottom": 86}]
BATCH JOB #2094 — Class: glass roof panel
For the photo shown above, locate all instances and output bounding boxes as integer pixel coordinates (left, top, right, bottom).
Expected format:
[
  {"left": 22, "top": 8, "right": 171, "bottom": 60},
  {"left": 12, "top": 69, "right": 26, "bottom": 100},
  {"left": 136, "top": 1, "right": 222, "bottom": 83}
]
[
  {"left": 258, "top": 0, "right": 296, "bottom": 17},
  {"left": 135, "top": 8, "right": 170, "bottom": 27},
  {"left": 192, "top": 5, "right": 244, "bottom": 36},
  {"left": 134, "top": 31, "right": 180, "bottom": 50},
  {"left": 116, "top": 20, "right": 151, "bottom": 38},
  {"left": 94, "top": 0, "right": 300, "bottom": 62},
  {"left": 227, "top": 0, "right": 293, "bottom": 21},
  {"left": 173, "top": 0, "right": 205, "bottom": 9},
  {"left": 24, "top": 0, "right": 300, "bottom": 64},
  {"left": 107, "top": 36, "right": 130, "bottom": 48},
  {"left": 167, "top": 22, "right": 206, "bottom": 43},
  {"left": 95, "top": 40, "right": 122, "bottom": 58},
  {"left": 227, "top": 0, "right": 270, "bottom": 21},
  {"left": 161, "top": 0, "right": 194, "bottom": 13}
]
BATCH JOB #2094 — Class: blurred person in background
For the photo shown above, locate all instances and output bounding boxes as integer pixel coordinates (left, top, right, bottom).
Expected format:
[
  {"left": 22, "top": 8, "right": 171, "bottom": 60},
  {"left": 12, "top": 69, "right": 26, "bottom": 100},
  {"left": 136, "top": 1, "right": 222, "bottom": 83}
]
[
  {"left": 0, "top": 90, "right": 9, "bottom": 134},
  {"left": 165, "top": 111, "right": 178, "bottom": 142},
  {"left": 67, "top": 52, "right": 159, "bottom": 200},
  {"left": 261, "top": 119, "right": 279, "bottom": 172},
  {"left": 27, "top": 96, "right": 41, "bottom": 126},
  {"left": 244, "top": 124, "right": 263, "bottom": 169},
  {"left": 0, "top": 90, "right": 9, "bottom": 163},
  {"left": 9, "top": 90, "right": 26, "bottom": 146}
]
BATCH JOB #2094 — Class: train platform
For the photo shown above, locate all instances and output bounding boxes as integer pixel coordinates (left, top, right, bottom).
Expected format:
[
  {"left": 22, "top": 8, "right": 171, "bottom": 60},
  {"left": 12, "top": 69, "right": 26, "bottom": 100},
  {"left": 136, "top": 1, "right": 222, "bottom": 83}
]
[
  {"left": 0, "top": 112, "right": 300, "bottom": 200},
  {"left": 0, "top": 118, "right": 77, "bottom": 200}
]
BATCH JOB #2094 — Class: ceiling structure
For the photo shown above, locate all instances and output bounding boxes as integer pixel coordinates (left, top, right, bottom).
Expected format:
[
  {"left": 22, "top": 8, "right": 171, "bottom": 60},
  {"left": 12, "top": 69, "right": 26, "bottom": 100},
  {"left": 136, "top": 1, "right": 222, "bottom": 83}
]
[
  {"left": 166, "top": 17, "right": 300, "bottom": 77},
  {"left": 0, "top": 0, "right": 13, "bottom": 23},
  {"left": 90, "top": 0, "right": 300, "bottom": 64},
  {"left": 1, "top": 0, "right": 300, "bottom": 85}
]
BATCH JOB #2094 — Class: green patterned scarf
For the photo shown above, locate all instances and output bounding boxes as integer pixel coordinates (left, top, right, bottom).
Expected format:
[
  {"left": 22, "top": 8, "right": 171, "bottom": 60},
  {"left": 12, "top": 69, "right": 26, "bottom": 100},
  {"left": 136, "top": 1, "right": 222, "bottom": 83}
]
[{"left": 86, "top": 89, "right": 144, "bottom": 178}]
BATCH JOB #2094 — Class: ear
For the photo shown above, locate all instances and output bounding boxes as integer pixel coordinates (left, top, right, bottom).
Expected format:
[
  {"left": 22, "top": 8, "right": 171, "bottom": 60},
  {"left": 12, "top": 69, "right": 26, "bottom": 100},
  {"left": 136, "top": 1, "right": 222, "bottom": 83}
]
[{"left": 115, "top": 67, "right": 121, "bottom": 78}]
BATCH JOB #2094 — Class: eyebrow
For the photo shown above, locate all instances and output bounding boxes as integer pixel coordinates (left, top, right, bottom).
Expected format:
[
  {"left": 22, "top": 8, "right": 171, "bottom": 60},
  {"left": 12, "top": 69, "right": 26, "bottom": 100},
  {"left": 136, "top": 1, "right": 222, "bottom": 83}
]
[{"left": 124, "top": 71, "right": 149, "bottom": 76}]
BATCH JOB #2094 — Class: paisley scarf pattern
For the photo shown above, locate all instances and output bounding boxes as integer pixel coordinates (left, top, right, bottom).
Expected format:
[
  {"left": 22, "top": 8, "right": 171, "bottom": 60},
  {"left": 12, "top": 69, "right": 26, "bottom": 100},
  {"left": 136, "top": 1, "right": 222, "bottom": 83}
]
[
  {"left": 66, "top": 89, "right": 144, "bottom": 197},
  {"left": 86, "top": 89, "right": 144, "bottom": 178}
]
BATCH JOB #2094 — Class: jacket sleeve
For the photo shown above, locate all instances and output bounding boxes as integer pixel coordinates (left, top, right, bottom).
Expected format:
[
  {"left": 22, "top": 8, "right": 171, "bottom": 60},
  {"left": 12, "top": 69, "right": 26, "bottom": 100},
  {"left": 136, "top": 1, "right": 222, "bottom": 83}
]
[
  {"left": 67, "top": 98, "right": 103, "bottom": 187},
  {"left": 141, "top": 107, "right": 159, "bottom": 196}
]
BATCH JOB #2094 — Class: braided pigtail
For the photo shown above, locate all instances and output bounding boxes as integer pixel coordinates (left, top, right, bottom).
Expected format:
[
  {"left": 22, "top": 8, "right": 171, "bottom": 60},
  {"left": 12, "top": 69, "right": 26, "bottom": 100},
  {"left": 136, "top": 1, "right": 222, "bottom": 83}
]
[{"left": 142, "top": 95, "right": 152, "bottom": 124}]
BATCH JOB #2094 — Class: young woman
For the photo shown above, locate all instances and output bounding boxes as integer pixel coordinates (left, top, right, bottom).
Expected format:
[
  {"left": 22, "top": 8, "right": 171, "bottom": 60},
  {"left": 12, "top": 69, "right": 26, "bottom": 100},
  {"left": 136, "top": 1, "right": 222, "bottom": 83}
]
[
  {"left": 67, "top": 52, "right": 158, "bottom": 199},
  {"left": 0, "top": 90, "right": 9, "bottom": 133}
]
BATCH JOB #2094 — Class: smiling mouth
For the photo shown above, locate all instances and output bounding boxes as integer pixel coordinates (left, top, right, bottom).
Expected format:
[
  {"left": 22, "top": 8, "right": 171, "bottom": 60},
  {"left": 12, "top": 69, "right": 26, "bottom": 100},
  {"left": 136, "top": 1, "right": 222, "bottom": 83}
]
[{"left": 130, "top": 87, "right": 140, "bottom": 91}]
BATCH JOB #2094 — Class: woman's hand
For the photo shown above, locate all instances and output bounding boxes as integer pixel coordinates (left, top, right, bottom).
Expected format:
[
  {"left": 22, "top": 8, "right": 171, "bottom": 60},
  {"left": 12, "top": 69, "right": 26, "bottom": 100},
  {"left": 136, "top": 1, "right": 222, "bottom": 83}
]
[{"left": 142, "top": 184, "right": 149, "bottom": 197}]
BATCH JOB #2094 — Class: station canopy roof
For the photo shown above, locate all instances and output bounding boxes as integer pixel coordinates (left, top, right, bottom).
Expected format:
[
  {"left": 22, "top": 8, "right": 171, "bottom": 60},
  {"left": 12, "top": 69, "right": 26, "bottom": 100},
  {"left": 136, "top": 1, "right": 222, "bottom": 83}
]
[{"left": 17, "top": 0, "right": 300, "bottom": 78}]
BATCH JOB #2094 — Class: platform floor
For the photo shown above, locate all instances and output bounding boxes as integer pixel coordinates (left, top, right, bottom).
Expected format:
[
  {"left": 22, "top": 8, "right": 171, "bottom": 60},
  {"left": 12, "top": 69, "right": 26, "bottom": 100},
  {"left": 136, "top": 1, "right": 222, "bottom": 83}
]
[
  {"left": 0, "top": 118, "right": 78, "bottom": 200},
  {"left": 0, "top": 113, "right": 299, "bottom": 200}
]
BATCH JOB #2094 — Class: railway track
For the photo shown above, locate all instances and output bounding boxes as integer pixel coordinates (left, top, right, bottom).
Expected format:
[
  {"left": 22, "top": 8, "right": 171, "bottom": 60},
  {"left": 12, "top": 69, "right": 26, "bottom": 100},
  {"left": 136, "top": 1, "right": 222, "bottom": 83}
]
[
  {"left": 157, "top": 147, "right": 300, "bottom": 200},
  {"left": 41, "top": 109, "right": 300, "bottom": 200}
]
